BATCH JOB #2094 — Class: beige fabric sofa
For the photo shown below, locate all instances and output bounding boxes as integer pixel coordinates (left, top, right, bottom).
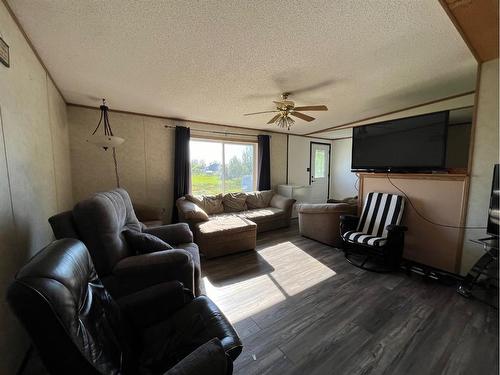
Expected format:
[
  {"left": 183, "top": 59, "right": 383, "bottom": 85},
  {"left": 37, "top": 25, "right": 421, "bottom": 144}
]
[
  {"left": 177, "top": 191, "right": 295, "bottom": 258},
  {"left": 297, "top": 203, "right": 357, "bottom": 247}
]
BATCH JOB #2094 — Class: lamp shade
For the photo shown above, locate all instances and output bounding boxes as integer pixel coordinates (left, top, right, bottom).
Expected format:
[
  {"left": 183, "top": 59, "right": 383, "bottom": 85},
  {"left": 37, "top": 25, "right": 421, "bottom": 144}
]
[{"left": 87, "top": 134, "right": 125, "bottom": 149}]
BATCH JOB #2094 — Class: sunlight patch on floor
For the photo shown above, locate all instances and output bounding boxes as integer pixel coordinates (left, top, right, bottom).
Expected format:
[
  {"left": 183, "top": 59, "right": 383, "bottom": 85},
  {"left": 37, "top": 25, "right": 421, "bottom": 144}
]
[
  {"left": 259, "top": 241, "right": 337, "bottom": 296},
  {"left": 204, "top": 241, "right": 337, "bottom": 323},
  {"left": 203, "top": 274, "right": 287, "bottom": 323}
]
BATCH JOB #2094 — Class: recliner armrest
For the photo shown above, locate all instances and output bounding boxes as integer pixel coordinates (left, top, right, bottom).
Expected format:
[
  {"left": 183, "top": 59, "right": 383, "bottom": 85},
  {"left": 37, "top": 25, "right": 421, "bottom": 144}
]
[
  {"left": 165, "top": 338, "right": 230, "bottom": 375},
  {"left": 143, "top": 223, "right": 194, "bottom": 245},
  {"left": 113, "top": 249, "right": 195, "bottom": 294},
  {"left": 117, "top": 281, "right": 192, "bottom": 329}
]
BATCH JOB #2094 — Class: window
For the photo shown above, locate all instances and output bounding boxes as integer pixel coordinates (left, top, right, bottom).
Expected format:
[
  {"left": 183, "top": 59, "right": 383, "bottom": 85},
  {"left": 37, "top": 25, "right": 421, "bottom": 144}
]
[
  {"left": 190, "top": 139, "right": 257, "bottom": 195},
  {"left": 314, "top": 149, "right": 326, "bottom": 178}
]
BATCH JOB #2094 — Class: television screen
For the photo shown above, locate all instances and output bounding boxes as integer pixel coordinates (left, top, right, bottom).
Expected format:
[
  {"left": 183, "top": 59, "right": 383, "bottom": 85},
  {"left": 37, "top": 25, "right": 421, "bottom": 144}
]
[
  {"left": 487, "top": 164, "right": 499, "bottom": 237},
  {"left": 351, "top": 111, "right": 449, "bottom": 171}
]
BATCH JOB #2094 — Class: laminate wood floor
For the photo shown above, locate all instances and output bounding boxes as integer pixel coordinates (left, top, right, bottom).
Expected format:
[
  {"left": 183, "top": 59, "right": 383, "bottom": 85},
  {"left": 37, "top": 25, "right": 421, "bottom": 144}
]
[{"left": 201, "top": 221, "right": 499, "bottom": 375}]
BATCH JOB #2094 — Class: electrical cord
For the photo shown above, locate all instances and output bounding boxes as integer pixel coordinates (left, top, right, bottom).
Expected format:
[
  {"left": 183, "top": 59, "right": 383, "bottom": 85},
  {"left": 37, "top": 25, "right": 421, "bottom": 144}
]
[
  {"left": 385, "top": 172, "right": 486, "bottom": 230},
  {"left": 112, "top": 147, "right": 121, "bottom": 188}
]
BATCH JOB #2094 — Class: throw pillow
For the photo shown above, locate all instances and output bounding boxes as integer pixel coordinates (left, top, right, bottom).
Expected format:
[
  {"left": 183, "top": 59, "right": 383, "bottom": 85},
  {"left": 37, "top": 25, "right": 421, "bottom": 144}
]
[
  {"left": 246, "top": 190, "right": 274, "bottom": 209},
  {"left": 123, "top": 229, "right": 173, "bottom": 254},
  {"left": 223, "top": 192, "right": 248, "bottom": 212},
  {"left": 182, "top": 201, "right": 210, "bottom": 222},
  {"left": 186, "top": 194, "right": 224, "bottom": 215}
]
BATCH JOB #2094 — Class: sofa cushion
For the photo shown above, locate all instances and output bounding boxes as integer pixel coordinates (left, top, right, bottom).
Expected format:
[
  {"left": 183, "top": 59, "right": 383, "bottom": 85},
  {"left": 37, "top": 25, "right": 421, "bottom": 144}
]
[
  {"left": 237, "top": 207, "right": 285, "bottom": 223},
  {"left": 223, "top": 192, "right": 248, "bottom": 212},
  {"left": 196, "top": 214, "right": 256, "bottom": 239},
  {"left": 246, "top": 191, "right": 274, "bottom": 209},
  {"left": 186, "top": 194, "right": 224, "bottom": 215},
  {"left": 123, "top": 229, "right": 173, "bottom": 254}
]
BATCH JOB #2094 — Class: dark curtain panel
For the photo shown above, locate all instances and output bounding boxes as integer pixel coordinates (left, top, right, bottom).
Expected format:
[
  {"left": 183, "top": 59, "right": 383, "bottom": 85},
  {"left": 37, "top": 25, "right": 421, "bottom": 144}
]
[
  {"left": 172, "top": 126, "right": 191, "bottom": 222},
  {"left": 257, "top": 135, "right": 271, "bottom": 191}
]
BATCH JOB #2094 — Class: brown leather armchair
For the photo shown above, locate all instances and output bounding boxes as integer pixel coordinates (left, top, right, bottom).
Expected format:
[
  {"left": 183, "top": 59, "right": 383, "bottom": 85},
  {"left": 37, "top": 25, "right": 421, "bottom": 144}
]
[
  {"left": 7, "top": 239, "right": 242, "bottom": 375},
  {"left": 49, "top": 189, "right": 202, "bottom": 297}
]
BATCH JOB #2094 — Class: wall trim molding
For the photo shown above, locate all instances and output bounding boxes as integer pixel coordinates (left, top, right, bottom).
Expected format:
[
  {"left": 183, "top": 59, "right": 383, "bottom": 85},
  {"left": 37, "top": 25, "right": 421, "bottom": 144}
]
[
  {"left": 67, "top": 102, "right": 335, "bottom": 141},
  {"left": 304, "top": 90, "right": 476, "bottom": 136}
]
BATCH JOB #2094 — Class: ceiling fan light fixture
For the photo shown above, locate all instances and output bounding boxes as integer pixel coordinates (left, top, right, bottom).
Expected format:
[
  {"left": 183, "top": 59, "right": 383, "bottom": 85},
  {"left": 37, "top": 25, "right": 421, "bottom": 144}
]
[
  {"left": 244, "top": 93, "right": 327, "bottom": 130},
  {"left": 275, "top": 115, "right": 295, "bottom": 130}
]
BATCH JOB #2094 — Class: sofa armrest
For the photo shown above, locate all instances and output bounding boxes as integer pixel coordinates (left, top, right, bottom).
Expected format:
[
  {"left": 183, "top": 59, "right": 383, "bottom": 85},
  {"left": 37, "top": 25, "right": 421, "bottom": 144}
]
[
  {"left": 143, "top": 223, "right": 194, "bottom": 245},
  {"left": 113, "top": 249, "right": 195, "bottom": 294},
  {"left": 165, "top": 338, "right": 230, "bottom": 375},
  {"left": 297, "top": 203, "right": 355, "bottom": 214},
  {"left": 176, "top": 198, "right": 209, "bottom": 224},
  {"left": 270, "top": 194, "right": 296, "bottom": 211}
]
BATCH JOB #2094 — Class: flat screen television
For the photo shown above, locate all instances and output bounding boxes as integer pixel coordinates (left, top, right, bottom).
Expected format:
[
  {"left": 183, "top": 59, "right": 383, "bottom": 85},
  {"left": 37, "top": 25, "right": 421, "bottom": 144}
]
[
  {"left": 351, "top": 111, "right": 449, "bottom": 172},
  {"left": 487, "top": 164, "right": 499, "bottom": 237}
]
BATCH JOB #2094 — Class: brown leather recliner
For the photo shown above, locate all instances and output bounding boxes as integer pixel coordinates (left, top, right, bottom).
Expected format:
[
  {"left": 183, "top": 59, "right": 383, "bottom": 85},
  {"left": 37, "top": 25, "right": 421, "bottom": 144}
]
[
  {"left": 7, "top": 239, "right": 242, "bottom": 375},
  {"left": 49, "top": 189, "right": 202, "bottom": 297}
]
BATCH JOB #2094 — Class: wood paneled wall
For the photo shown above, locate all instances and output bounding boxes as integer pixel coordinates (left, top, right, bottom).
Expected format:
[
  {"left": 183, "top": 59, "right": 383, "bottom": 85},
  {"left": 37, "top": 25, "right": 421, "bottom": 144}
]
[
  {"left": 359, "top": 173, "right": 468, "bottom": 273},
  {"left": 0, "top": 2, "right": 74, "bottom": 373}
]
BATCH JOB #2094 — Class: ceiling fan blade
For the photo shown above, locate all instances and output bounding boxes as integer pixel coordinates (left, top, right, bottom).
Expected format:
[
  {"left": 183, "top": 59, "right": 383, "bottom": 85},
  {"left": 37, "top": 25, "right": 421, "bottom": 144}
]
[
  {"left": 290, "top": 111, "right": 315, "bottom": 122},
  {"left": 267, "top": 114, "right": 281, "bottom": 124},
  {"left": 292, "top": 105, "right": 328, "bottom": 111},
  {"left": 244, "top": 110, "right": 279, "bottom": 116}
]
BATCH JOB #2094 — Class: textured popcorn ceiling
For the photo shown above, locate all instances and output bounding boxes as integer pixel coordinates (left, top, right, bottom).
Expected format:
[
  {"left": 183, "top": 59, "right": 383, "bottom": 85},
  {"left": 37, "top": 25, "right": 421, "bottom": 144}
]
[{"left": 7, "top": 0, "right": 477, "bottom": 135}]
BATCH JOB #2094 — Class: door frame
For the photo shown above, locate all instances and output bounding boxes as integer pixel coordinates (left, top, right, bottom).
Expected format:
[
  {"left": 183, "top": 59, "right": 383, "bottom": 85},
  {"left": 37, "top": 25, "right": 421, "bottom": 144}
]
[{"left": 309, "top": 141, "right": 332, "bottom": 199}]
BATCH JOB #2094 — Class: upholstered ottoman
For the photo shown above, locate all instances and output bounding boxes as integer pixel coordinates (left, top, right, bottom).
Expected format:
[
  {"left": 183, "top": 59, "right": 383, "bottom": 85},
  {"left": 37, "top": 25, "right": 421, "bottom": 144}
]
[{"left": 194, "top": 215, "right": 257, "bottom": 258}]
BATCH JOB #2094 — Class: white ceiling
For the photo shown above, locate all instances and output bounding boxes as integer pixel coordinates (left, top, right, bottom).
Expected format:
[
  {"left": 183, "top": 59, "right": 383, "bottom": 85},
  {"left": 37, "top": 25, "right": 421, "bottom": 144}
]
[{"left": 7, "top": 0, "right": 477, "bottom": 135}]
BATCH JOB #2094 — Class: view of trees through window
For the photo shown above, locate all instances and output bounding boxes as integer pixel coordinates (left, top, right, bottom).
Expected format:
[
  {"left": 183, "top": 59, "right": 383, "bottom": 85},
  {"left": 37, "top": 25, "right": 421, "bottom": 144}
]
[{"left": 190, "top": 139, "right": 255, "bottom": 195}]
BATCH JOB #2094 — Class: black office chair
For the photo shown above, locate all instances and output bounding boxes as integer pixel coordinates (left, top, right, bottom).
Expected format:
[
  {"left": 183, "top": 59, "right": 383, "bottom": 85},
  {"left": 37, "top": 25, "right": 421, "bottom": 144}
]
[
  {"left": 7, "top": 239, "right": 242, "bottom": 375},
  {"left": 340, "top": 192, "right": 407, "bottom": 272}
]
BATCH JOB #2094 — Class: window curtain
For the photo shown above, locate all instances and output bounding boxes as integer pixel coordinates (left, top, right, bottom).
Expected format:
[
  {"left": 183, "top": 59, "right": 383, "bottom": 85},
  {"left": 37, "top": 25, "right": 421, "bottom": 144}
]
[
  {"left": 172, "top": 126, "right": 191, "bottom": 222},
  {"left": 257, "top": 135, "right": 271, "bottom": 191}
]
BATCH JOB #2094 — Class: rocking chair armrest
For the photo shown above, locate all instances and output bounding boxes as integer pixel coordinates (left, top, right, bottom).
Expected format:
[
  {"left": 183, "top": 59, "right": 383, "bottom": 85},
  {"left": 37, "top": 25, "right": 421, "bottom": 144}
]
[
  {"left": 340, "top": 215, "right": 360, "bottom": 235},
  {"left": 340, "top": 215, "right": 360, "bottom": 224},
  {"left": 386, "top": 224, "right": 408, "bottom": 233}
]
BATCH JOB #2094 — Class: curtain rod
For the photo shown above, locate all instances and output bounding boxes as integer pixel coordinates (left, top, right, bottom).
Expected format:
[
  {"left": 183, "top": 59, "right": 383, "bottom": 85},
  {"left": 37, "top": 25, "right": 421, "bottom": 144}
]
[{"left": 163, "top": 125, "right": 269, "bottom": 138}]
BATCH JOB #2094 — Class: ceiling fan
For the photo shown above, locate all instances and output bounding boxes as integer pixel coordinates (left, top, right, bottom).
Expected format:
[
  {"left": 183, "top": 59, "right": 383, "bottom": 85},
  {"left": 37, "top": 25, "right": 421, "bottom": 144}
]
[{"left": 244, "top": 93, "right": 328, "bottom": 130}]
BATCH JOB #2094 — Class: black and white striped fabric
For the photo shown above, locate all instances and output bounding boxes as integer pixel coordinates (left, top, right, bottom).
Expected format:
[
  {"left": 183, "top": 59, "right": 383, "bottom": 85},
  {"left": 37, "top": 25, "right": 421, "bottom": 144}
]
[{"left": 342, "top": 192, "right": 405, "bottom": 247}]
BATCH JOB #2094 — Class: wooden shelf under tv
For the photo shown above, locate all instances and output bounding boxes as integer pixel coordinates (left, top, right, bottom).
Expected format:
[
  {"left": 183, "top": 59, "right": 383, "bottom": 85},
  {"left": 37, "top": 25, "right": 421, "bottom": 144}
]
[{"left": 358, "top": 173, "right": 469, "bottom": 273}]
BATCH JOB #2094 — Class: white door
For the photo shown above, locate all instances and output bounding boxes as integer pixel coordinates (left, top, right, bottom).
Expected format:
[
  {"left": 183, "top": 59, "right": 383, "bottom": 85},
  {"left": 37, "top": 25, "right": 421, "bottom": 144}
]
[{"left": 310, "top": 143, "right": 330, "bottom": 203}]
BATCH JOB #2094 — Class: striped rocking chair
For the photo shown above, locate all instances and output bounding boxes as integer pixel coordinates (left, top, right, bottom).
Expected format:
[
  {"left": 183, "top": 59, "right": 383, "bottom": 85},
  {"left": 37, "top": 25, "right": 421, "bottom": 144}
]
[{"left": 340, "top": 192, "right": 407, "bottom": 272}]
